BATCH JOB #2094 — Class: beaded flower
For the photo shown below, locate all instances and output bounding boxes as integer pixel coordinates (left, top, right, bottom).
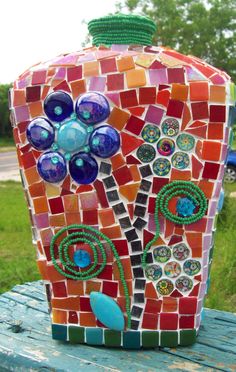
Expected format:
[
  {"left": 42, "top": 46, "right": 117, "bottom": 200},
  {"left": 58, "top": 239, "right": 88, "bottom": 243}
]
[{"left": 26, "top": 91, "right": 120, "bottom": 184}]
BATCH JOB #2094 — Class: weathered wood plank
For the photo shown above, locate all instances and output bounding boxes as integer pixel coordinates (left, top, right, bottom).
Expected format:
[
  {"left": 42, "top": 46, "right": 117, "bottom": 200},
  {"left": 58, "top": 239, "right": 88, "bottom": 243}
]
[{"left": 0, "top": 281, "right": 235, "bottom": 372}]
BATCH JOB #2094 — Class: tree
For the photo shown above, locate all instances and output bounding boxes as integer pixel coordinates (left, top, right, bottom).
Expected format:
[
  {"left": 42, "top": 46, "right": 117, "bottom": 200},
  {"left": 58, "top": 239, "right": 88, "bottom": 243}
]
[
  {"left": 0, "top": 84, "right": 12, "bottom": 139},
  {"left": 117, "top": 0, "right": 236, "bottom": 81}
]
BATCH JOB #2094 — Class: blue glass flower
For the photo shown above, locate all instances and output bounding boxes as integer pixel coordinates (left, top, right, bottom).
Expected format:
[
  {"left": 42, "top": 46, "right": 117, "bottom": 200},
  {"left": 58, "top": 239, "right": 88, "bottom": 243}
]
[
  {"left": 176, "top": 197, "right": 196, "bottom": 217},
  {"left": 26, "top": 91, "right": 119, "bottom": 184}
]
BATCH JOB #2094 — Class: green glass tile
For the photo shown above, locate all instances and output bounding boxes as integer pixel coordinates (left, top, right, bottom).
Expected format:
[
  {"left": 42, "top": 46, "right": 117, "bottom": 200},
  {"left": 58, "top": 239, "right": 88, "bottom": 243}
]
[
  {"left": 86, "top": 328, "right": 103, "bottom": 345},
  {"left": 123, "top": 331, "right": 141, "bottom": 349},
  {"left": 68, "top": 326, "right": 85, "bottom": 344},
  {"left": 180, "top": 329, "right": 197, "bottom": 346},
  {"left": 51, "top": 324, "right": 67, "bottom": 341},
  {"left": 160, "top": 331, "right": 178, "bottom": 347},
  {"left": 142, "top": 331, "right": 159, "bottom": 348},
  {"left": 104, "top": 330, "right": 122, "bottom": 347}
]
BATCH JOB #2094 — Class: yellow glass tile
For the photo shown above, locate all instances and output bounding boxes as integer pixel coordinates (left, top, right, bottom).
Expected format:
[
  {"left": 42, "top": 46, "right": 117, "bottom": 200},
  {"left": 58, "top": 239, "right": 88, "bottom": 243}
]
[
  {"left": 117, "top": 56, "right": 135, "bottom": 72},
  {"left": 210, "top": 85, "right": 226, "bottom": 103},
  {"left": 126, "top": 68, "right": 146, "bottom": 88},
  {"left": 49, "top": 214, "right": 66, "bottom": 227},
  {"left": 135, "top": 53, "right": 156, "bottom": 68},
  {"left": 45, "top": 183, "right": 61, "bottom": 197},
  {"left": 84, "top": 61, "right": 99, "bottom": 77},
  {"left": 171, "top": 84, "right": 188, "bottom": 101}
]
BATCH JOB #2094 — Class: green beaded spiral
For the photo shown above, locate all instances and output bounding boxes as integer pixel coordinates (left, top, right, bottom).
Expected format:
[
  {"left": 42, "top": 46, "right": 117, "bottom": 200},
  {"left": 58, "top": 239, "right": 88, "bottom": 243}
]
[
  {"left": 50, "top": 224, "right": 131, "bottom": 328},
  {"left": 142, "top": 181, "right": 208, "bottom": 268}
]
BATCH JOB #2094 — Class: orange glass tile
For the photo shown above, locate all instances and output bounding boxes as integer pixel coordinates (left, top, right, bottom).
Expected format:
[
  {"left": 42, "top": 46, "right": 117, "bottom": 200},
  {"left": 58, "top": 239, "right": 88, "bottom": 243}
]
[
  {"left": 70, "top": 79, "right": 86, "bottom": 99},
  {"left": 118, "top": 279, "right": 133, "bottom": 296},
  {"left": 29, "top": 101, "right": 43, "bottom": 118},
  {"left": 113, "top": 258, "right": 132, "bottom": 280},
  {"left": 33, "top": 196, "right": 49, "bottom": 213},
  {"left": 63, "top": 194, "right": 79, "bottom": 212},
  {"left": 46, "top": 265, "right": 66, "bottom": 282},
  {"left": 119, "top": 182, "right": 140, "bottom": 202},
  {"left": 185, "top": 218, "right": 207, "bottom": 233},
  {"left": 145, "top": 282, "right": 158, "bottom": 299},
  {"left": 117, "top": 296, "right": 127, "bottom": 312},
  {"left": 65, "top": 213, "right": 81, "bottom": 225},
  {"left": 198, "top": 180, "right": 214, "bottom": 198},
  {"left": 77, "top": 185, "right": 93, "bottom": 193},
  {"left": 100, "top": 225, "right": 122, "bottom": 239},
  {"left": 86, "top": 280, "right": 101, "bottom": 294},
  {"left": 52, "top": 309, "right": 67, "bottom": 324},
  {"left": 37, "top": 260, "right": 49, "bottom": 280},
  {"left": 210, "top": 85, "right": 226, "bottom": 103},
  {"left": 126, "top": 68, "right": 146, "bottom": 88},
  {"left": 49, "top": 214, "right": 66, "bottom": 227},
  {"left": 190, "top": 82, "right": 209, "bottom": 101},
  {"left": 164, "top": 220, "right": 175, "bottom": 239},
  {"left": 13, "top": 90, "right": 26, "bottom": 106},
  {"left": 111, "top": 153, "right": 125, "bottom": 170},
  {"left": 181, "top": 103, "right": 191, "bottom": 130},
  {"left": 41, "top": 85, "right": 50, "bottom": 100},
  {"left": 162, "top": 297, "right": 178, "bottom": 312},
  {"left": 52, "top": 297, "right": 80, "bottom": 311},
  {"left": 84, "top": 61, "right": 99, "bottom": 77},
  {"left": 171, "top": 84, "right": 188, "bottom": 101},
  {"left": 208, "top": 123, "right": 224, "bottom": 140},
  {"left": 129, "top": 165, "right": 141, "bottom": 182},
  {"left": 45, "top": 183, "right": 61, "bottom": 198},
  {"left": 37, "top": 241, "right": 44, "bottom": 255},
  {"left": 195, "top": 140, "right": 203, "bottom": 159},
  {"left": 19, "top": 132, "right": 27, "bottom": 145},
  {"left": 156, "top": 90, "right": 170, "bottom": 108},
  {"left": 98, "top": 208, "right": 115, "bottom": 227},
  {"left": 107, "top": 106, "right": 130, "bottom": 131},
  {"left": 201, "top": 141, "right": 221, "bottom": 161},
  {"left": 117, "top": 56, "right": 135, "bottom": 72},
  {"left": 171, "top": 169, "right": 191, "bottom": 181},
  {"left": 186, "top": 232, "right": 202, "bottom": 251},
  {"left": 67, "top": 280, "right": 84, "bottom": 296},
  {"left": 24, "top": 166, "right": 41, "bottom": 185},
  {"left": 80, "top": 312, "right": 96, "bottom": 327}
]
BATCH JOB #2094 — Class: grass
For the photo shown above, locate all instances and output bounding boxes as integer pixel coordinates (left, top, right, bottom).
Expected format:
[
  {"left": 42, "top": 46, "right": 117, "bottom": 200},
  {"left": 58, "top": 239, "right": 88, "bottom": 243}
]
[
  {"left": 0, "top": 181, "right": 236, "bottom": 312},
  {"left": 0, "top": 137, "right": 15, "bottom": 152}
]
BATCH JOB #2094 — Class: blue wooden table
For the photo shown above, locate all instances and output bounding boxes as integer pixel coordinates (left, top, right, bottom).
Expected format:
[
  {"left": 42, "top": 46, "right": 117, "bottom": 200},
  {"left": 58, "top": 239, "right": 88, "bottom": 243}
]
[{"left": 0, "top": 281, "right": 235, "bottom": 371}]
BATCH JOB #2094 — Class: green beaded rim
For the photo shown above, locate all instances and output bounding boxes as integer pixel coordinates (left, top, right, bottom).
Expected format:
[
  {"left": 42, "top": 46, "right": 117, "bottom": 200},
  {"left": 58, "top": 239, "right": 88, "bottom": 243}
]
[
  {"left": 142, "top": 181, "right": 208, "bottom": 268},
  {"left": 88, "top": 14, "right": 156, "bottom": 46},
  {"left": 50, "top": 224, "right": 131, "bottom": 328}
]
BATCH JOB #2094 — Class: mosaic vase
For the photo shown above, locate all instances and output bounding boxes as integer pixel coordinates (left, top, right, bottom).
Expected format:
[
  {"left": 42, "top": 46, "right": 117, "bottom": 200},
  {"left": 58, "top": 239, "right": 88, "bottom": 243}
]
[{"left": 9, "top": 14, "right": 235, "bottom": 348}]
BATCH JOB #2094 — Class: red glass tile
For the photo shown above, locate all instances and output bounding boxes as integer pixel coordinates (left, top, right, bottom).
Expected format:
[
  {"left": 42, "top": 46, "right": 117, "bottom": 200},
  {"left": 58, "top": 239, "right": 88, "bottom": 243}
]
[
  {"left": 148, "top": 197, "right": 156, "bottom": 214},
  {"left": 93, "top": 180, "right": 109, "bottom": 208},
  {"left": 166, "top": 99, "right": 184, "bottom": 118},
  {"left": 186, "top": 125, "right": 207, "bottom": 138},
  {"left": 125, "top": 115, "right": 145, "bottom": 135},
  {"left": 209, "top": 105, "right": 226, "bottom": 122},
  {"left": 100, "top": 58, "right": 117, "bottom": 73},
  {"left": 126, "top": 155, "right": 141, "bottom": 164},
  {"left": 142, "top": 313, "right": 158, "bottom": 329},
  {"left": 192, "top": 155, "right": 204, "bottom": 179},
  {"left": 139, "top": 87, "right": 156, "bottom": 104},
  {"left": 167, "top": 68, "right": 185, "bottom": 83},
  {"left": 120, "top": 132, "right": 144, "bottom": 156},
  {"left": 49, "top": 197, "right": 64, "bottom": 214},
  {"left": 113, "top": 165, "right": 133, "bottom": 186},
  {"left": 149, "top": 60, "right": 165, "bottom": 69},
  {"left": 52, "top": 282, "right": 67, "bottom": 297},
  {"left": 191, "top": 102, "right": 209, "bottom": 120},
  {"left": 168, "top": 235, "right": 183, "bottom": 246},
  {"left": 26, "top": 86, "right": 41, "bottom": 102},
  {"left": 179, "top": 315, "right": 195, "bottom": 329},
  {"left": 181, "top": 103, "right": 191, "bottom": 130},
  {"left": 107, "top": 73, "right": 124, "bottom": 91},
  {"left": 80, "top": 297, "right": 92, "bottom": 311},
  {"left": 83, "top": 209, "right": 98, "bottom": 225},
  {"left": 32, "top": 70, "right": 47, "bottom": 85},
  {"left": 179, "top": 297, "right": 197, "bottom": 314},
  {"left": 160, "top": 313, "right": 178, "bottom": 330},
  {"left": 190, "top": 82, "right": 209, "bottom": 101},
  {"left": 208, "top": 123, "right": 224, "bottom": 140},
  {"left": 68, "top": 311, "right": 78, "bottom": 324},
  {"left": 156, "top": 89, "right": 170, "bottom": 107},
  {"left": 67, "top": 66, "right": 82, "bottom": 82},
  {"left": 202, "top": 162, "right": 220, "bottom": 179},
  {"left": 170, "top": 289, "right": 183, "bottom": 298},
  {"left": 152, "top": 177, "right": 169, "bottom": 194},
  {"left": 128, "top": 106, "right": 145, "bottom": 116},
  {"left": 102, "top": 281, "right": 118, "bottom": 297},
  {"left": 143, "top": 229, "right": 155, "bottom": 248},
  {"left": 112, "top": 239, "right": 129, "bottom": 256},
  {"left": 127, "top": 203, "right": 134, "bottom": 220},
  {"left": 120, "top": 90, "right": 138, "bottom": 108},
  {"left": 54, "top": 80, "right": 71, "bottom": 93},
  {"left": 21, "top": 152, "right": 36, "bottom": 169},
  {"left": 189, "top": 283, "right": 200, "bottom": 296},
  {"left": 201, "top": 141, "right": 221, "bottom": 161},
  {"left": 145, "top": 299, "right": 162, "bottom": 313},
  {"left": 97, "top": 264, "right": 113, "bottom": 280}
]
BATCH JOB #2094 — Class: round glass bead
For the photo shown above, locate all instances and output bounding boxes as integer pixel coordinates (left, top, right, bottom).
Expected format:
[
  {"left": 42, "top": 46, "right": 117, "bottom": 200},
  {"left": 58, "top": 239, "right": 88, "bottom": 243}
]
[
  {"left": 153, "top": 158, "right": 171, "bottom": 176},
  {"left": 141, "top": 124, "right": 160, "bottom": 143},
  {"left": 164, "top": 261, "right": 181, "bottom": 278},
  {"left": 145, "top": 264, "right": 162, "bottom": 281},
  {"left": 74, "top": 249, "right": 91, "bottom": 268},
  {"left": 137, "top": 144, "right": 156, "bottom": 163},
  {"left": 27, "top": 117, "right": 55, "bottom": 150},
  {"left": 156, "top": 279, "right": 174, "bottom": 296},
  {"left": 176, "top": 197, "right": 196, "bottom": 217},
  {"left": 176, "top": 133, "right": 195, "bottom": 151},
  {"left": 44, "top": 91, "right": 73, "bottom": 122},
  {"left": 157, "top": 138, "right": 175, "bottom": 156},
  {"left": 69, "top": 152, "right": 98, "bottom": 184},
  {"left": 37, "top": 151, "right": 67, "bottom": 183},
  {"left": 161, "top": 118, "right": 179, "bottom": 137},
  {"left": 183, "top": 260, "right": 201, "bottom": 276},
  {"left": 175, "top": 276, "right": 193, "bottom": 293},
  {"left": 57, "top": 119, "right": 88, "bottom": 153},
  {"left": 171, "top": 152, "right": 190, "bottom": 169},
  {"left": 75, "top": 92, "right": 110, "bottom": 125},
  {"left": 153, "top": 246, "right": 171, "bottom": 263},
  {"left": 89, "top": 125, "right": 120, "bottom": 158},
  {"left": 172, "top": 243, "right": 190, "bottom": 261}
]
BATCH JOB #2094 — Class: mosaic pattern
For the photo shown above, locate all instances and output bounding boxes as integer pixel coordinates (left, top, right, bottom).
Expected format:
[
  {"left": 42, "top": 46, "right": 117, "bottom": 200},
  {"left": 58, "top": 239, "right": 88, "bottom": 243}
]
[{"left": 9, "top": 24, "right": 235, "bottom": 349}]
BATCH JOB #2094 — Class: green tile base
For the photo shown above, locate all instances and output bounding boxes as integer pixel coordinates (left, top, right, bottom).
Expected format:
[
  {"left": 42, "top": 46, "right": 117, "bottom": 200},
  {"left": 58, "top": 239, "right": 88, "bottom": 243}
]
[
  {"left": 180, "top": 329, "right": 197, "bottom": 346},
  {"left": 160, "top": 331, "right": 178, "bottom": 347},
  {"left": 69, "top": 326, "right": 84, "bottom": 344},
  {"left": 104, "top": 330, "right": 122, "bottom": 347}
]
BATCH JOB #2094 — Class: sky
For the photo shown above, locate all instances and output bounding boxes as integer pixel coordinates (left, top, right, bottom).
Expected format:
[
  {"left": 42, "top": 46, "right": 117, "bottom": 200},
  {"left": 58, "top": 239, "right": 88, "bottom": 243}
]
[{"left": 0, "top": 0, "right": 119, "bottom": 84}]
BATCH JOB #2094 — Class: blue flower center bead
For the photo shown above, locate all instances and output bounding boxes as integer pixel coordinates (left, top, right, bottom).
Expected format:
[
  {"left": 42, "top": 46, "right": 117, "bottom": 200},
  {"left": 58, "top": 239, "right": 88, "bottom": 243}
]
[
  {"left": 57, "top": 119, "right": 89, "bottom": 152},
  {"left": 176, "top": 197, "right": 196, "bottom": 217}
]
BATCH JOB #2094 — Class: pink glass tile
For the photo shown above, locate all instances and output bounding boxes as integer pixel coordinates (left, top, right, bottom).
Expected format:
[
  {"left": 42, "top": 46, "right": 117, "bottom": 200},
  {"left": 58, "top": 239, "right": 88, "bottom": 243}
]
[
  {"left": 80, "top": 192, "right": 98, "bottom": 210},
  {"left": 15, "top": 105, "right": 30, "bottom": 123},
  {"left": 149, "top": 68, "right": 168, "bottom": 85},
  {"left": 145, "top": 105, "right": 164, "bottom": 125},
  {"left": 89, "top": 76, "right": 106, "bottom": 91},
  {"left": 34, "top": 213, "right": 49, "bottom": 229},
  {"left": 167, "top": 68, "right": 185, "bottom": 83},
  {"left": 32, "top": 70, "right": 47, "bottom": 85}
]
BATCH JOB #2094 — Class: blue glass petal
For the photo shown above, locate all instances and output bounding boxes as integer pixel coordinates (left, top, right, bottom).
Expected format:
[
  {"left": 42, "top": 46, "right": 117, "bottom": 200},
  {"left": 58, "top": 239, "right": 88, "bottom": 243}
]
[
  {"left": 74, "top": 250, "right": 91, "bottom": 268},
  {"left": 57, "top": 119, "right": 88, "bottom": 152},
  {"left": 75, "top": 92, "right": 110, "bottom": 125},
  {"left": 44, "top": 91, "right": 73, "bottom": 122},
  {"left": 69, "top": 152, "right": 98, "bottom": 184},
  {"left": 37, "top": 151, "right": 67, "bottom": 183},
  {"left": 89, "top": 125, "right": 120, "bottom": 158},
  {"left": 176, "top": 197, "right": 196, "bottom": 217},
  {"left": 27, "top": 117, "right": 55, "bottom": 150}
]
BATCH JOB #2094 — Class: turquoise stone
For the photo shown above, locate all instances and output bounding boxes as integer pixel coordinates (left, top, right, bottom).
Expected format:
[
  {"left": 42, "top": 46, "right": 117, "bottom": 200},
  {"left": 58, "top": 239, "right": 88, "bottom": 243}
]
[
  {"left": 57, "top": 119, "right": 88, "bottom": 152},
  {"left": 176, "top": 197, "right": 196, "bottom": 217},
  {"left": 90, "top": 292, "right": 125, "bottom": 331},
  {"left": 73, "top": 250, "right": 91, "bottom": 268}
]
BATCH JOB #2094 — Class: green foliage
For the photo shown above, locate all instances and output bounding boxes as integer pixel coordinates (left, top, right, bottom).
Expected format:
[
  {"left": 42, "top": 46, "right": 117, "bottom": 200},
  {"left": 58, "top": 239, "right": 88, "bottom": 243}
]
[
  {"left": 0, "top": 84, "right": 12, "bottom": 140},
  {"left": 118, "top": 0, "right": 236, "bottom": 81}
]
